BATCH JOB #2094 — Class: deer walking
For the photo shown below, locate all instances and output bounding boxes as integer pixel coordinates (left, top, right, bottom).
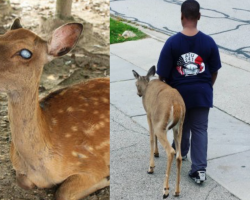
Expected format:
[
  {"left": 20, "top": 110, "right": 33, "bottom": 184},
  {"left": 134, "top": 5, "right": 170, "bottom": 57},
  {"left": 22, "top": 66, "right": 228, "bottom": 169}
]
[
  {"left": 0, "top": 19, "right": 110, "bottom": 200},
  {"left": 132, "top": 66, "right": 185, "bottom": 199}
]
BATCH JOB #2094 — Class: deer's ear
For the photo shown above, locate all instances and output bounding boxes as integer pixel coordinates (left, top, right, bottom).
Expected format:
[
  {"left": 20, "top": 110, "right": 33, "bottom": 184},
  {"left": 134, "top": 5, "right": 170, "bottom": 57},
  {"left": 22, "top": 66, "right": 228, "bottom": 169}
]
[
  {"left": 11, "top": 18, "right": 22, "bottom": 30},
  {"left": 147, "top": 65, "right": 156, "bottom": 78},
  {"left": 48, "top": 23, "right": 83, "bottom": 57},
  {"left": 132, "top": 70, "right": 140, "bottom": 79}
]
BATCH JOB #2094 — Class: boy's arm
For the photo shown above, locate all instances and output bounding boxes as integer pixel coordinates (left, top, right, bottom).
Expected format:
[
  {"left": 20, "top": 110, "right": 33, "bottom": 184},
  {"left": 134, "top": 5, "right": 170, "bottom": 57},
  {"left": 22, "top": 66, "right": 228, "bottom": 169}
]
[
  {"left": 157, "top": 39, "right": 173, "bottom": 83},
  {"left": 211, "top": 71, "right": 218, "bottom": 86},
  {"left": 209, "top": 39, "right": 221, "bottom": 86}
]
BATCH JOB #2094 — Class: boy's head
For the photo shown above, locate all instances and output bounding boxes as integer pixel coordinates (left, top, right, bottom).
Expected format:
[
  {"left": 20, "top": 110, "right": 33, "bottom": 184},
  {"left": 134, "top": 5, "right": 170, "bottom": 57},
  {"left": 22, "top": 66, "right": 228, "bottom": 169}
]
[{"left": 181, "top": 0, "right": 200, "bottom": 22}]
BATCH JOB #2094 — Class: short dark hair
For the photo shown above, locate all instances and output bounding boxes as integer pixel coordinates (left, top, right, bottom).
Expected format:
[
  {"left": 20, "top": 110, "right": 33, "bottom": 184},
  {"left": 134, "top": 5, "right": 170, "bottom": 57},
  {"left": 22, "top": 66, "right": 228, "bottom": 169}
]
[{"left": 181, "top": 0, "right": 200, "bottom": 20}]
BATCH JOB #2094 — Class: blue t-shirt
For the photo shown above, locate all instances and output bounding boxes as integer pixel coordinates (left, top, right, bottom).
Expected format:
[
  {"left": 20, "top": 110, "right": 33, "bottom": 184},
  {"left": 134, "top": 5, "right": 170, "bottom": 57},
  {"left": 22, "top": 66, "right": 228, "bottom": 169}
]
[{"left": 157, "top": 31, "right": 221, "bottom": 109}]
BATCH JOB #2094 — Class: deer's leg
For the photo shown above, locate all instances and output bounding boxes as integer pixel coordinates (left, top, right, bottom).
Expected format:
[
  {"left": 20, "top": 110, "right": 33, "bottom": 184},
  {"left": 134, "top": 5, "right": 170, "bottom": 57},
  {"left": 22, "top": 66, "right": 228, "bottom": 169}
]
[
  {"left": 56, "top": 174, "right": 110, "bottom": 200},
  {"left": 147, "top": 116, "right": 155, "bottom": 174},
  {"left": 10, "top": 142, "right": 36, "bottom": 189},
  {"left": 156, "top": 129, "right": 175, "bottom": 199},
  {"left": 173, "top": 124, "right": 183, "bottom": 197},
  {"left": 154, "top": 135, "right": 159, "bottom": 157}
]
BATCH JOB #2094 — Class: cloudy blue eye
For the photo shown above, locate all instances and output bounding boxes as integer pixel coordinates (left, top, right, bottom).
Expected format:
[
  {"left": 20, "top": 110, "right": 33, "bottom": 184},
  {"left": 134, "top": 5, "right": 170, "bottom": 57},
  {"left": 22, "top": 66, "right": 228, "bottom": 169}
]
[{"left": 19, "top": 49, "right": 32, "bottom": 59}]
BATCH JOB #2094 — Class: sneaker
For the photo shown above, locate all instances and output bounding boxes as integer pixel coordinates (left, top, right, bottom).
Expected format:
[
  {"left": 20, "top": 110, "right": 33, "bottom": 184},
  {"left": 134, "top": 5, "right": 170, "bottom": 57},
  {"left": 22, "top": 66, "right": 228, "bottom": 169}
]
[
  {"left": 182, "top": 155, "right": 187, "bottom": 161},
  {"left": 189, "top": 170, "right": 206, "bottom": 184}
]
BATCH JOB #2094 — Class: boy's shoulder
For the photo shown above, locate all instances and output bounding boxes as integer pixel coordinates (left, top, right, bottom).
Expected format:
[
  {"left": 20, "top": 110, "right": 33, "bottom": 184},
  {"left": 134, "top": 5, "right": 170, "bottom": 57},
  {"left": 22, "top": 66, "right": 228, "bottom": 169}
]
[
  {"left": 199, "top": 31, "right": 215, "bottom": 42},
  {"left": 168, "top": 31, "right": 217, "bottom": 46}
]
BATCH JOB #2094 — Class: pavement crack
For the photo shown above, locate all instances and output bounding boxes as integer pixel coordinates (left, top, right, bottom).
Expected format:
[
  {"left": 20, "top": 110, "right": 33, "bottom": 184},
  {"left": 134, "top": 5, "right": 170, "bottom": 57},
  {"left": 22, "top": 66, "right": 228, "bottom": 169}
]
[
  {"left": 111, "top": 117, "right": 148, "bottom": 136},
  {"left": 110, "top": 78, "right": 135, "bottom": 83},
  {"left": 208, "top": 149, "right": 250, "bottom": 161},
  {"left": 111, "top": 143, "right": 138, "bottom": 152},
  {"left": 131, "top": 114, "right": 147, "bottom": 117},
  {"left": 110, "top": 52, "right": 143, "bottom": 69},
  {"left": 205, "top": 184, "right": 218, "bottom": 200},
  {"left": 214, "top": 106, "right": 250, "bottom": 125}
]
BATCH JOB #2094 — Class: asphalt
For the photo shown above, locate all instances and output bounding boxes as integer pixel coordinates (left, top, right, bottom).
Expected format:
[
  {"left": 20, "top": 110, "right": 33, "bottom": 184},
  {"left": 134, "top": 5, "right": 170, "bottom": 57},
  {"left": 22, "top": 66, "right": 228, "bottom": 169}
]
[{"left": 110, "top": 29, "right": 250, "bottom": 200}]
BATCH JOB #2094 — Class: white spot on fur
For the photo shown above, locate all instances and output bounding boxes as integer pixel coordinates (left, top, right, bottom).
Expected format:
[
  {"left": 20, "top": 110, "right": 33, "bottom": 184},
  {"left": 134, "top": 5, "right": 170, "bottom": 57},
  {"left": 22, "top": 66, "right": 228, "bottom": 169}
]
[
  {"left": 52, "top": 118, "right": 57, "bottom": 125},
  {"left": 167, "top": 106, "right": 174, "bottom": 129},
  {"left": 96, "top": 141, "right": 109, "bottom": 150},
  {"left": 72, "top": 151, "right": 88, "bottom": 159},
  {"left": 71, "top": 126, "right": 78, "bottom": 132},
  {"left": 88, "top": 146, "right": 94, "bottom": 151},
  {"left": 67, "top": 107, "right": 74, "bottom": 112},
  {"left": 95, "top": 124, "right": 100, "bottom": 130},
  {"left": 72, "top": 151, "right": 78, "bottom": 157},
  {"left": 58, "top": 109, "right": 64, "bottom": 113},
  {"left": 65, "top": 134, "right": 71, "bottom": 138},
  {"left": 78, "top": 153, "right": 88, "bottom": 158},
  {"left": 100, "top": 114, "right": 105, "bottom": 119},
  {"left": 99, "top": 121, "right": 105, "bottom": 127},
  {"left": 101, "top": 97, "right": 108, "bottom": 103}
]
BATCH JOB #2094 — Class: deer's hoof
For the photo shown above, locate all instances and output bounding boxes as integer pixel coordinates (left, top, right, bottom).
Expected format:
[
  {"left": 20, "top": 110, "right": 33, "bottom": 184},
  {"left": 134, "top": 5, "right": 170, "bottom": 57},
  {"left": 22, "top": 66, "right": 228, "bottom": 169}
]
[
  {"left": 154, "top": 153, "right": 159, "bottom": 157},
  {"left": 147, "top": 166, "right": 154, "bottom": 174},
  {"left": 163, "top": 188, "right": 170, "bottom": 199},
  {"left": 174, "top": 192, "right": 180, "bottom": 197}
]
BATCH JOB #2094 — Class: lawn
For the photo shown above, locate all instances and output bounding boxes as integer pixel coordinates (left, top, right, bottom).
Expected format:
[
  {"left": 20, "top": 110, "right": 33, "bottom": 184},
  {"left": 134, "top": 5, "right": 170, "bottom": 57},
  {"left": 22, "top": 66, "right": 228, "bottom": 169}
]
[{"left": 110, "top": 18, "right": 147, "bottom": 44}]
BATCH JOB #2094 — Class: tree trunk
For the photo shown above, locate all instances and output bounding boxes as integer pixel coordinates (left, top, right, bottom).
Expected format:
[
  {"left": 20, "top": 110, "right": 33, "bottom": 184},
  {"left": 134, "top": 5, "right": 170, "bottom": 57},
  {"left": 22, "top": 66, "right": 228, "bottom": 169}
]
[
  {"left": 0, "top": 0, "right": 11, "bottom": 18},
  {"left": 56, "top": 0, "right": 73, "bottom": 19},
  {"left": 0, "top": 0, "right": 11, "bottom": 34}
]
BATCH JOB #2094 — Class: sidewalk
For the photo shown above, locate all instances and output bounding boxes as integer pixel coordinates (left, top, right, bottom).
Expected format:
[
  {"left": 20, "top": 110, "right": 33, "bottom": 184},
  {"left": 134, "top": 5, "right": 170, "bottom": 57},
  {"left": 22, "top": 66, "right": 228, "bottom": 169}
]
[{"left": 110, "top": 29, "right": 250, "bottom": 200}]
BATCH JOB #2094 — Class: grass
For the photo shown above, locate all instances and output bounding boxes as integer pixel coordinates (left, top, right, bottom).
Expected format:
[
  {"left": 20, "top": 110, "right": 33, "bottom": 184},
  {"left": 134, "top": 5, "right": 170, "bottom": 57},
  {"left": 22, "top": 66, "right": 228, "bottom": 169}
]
[{"left": 110, "top": 18, "right": 147, "bottom": 44}]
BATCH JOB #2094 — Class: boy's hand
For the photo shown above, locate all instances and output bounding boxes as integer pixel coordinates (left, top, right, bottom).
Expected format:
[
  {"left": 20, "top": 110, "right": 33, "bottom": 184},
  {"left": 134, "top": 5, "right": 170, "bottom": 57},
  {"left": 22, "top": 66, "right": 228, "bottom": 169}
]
[{"left": 159, "top": 76, "right": 167, "bottom": 83}]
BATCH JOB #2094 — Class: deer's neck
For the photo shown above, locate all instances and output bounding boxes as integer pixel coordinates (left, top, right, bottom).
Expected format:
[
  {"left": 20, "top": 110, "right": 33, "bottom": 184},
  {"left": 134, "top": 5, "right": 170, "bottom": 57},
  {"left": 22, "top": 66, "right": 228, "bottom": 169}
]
[{"left": 7, "top": 87, "right": 50, "bottom": 157}]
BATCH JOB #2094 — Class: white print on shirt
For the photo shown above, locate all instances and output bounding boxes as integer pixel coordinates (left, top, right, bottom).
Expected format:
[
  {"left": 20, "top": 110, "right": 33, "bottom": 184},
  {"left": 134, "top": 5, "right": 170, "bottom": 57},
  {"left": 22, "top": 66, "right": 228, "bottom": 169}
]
[{"left": 176, "top": 53, "right": 205, "bottom": 76}]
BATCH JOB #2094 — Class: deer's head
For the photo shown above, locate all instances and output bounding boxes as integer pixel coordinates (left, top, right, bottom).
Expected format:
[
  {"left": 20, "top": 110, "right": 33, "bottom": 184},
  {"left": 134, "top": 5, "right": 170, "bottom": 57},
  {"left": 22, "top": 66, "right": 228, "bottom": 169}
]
[
  {"left": 0, "top": 18, "right": 83, "bottom": 94},
  {"left": 132, "top": 65, "right": 155, "bottom": 97}
]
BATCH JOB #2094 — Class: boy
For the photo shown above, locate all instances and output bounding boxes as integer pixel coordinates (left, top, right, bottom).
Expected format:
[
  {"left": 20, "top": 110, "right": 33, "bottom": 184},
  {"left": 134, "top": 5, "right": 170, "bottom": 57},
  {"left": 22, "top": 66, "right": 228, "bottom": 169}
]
[{"left": 157, "top": 0, "right": 221, "bottom": 183}]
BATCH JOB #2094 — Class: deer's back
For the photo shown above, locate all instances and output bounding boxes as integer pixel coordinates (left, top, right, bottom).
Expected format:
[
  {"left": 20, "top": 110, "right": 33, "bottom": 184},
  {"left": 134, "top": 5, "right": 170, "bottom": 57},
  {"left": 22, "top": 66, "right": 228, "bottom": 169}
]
[
  {"left": 39, "top": 78, "right": 110, "bottom": 176},
  {"left": 143, "top": 79, "right": 185, "bottom": 129}
]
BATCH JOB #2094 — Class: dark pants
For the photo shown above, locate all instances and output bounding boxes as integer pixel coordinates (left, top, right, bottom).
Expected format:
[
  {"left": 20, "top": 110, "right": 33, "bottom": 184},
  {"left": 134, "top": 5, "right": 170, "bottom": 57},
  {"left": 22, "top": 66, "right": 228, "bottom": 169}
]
[{"left": 173, "top": 107, "right": 210, "bottom": 173}]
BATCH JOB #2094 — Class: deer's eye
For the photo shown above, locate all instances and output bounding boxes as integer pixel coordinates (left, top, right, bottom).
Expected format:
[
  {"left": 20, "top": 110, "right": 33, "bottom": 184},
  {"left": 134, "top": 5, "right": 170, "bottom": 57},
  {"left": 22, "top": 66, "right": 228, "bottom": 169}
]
[{"left": 19, "top": 49, "right": 32, "bottom": 59}]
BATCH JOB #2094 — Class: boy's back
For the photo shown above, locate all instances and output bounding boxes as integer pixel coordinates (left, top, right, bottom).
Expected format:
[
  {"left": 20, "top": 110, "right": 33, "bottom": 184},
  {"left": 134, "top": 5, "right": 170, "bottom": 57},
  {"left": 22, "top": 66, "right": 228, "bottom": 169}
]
[{"left": 157, "top": 31, "right": 221, "bottom": 109}]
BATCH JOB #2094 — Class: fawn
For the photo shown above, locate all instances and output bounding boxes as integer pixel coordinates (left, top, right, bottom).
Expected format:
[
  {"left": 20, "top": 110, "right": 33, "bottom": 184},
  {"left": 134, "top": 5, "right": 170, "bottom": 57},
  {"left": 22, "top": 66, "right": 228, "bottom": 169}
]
[
  {"left": 0, "top": 19, "right": 110, "bottom": 200},
  {"left": 132, "top": 66, "right": 185, "bottom": 199}
]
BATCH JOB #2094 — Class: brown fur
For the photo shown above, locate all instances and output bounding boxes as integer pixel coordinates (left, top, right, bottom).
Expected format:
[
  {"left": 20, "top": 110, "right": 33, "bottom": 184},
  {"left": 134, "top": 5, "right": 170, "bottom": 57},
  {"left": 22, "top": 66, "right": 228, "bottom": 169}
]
[
  {"left": 0, "top": 21, "right": 109, "bottom": 200},
  {"left": 133, "top": 67, "right": 185, "bottom": 198}
]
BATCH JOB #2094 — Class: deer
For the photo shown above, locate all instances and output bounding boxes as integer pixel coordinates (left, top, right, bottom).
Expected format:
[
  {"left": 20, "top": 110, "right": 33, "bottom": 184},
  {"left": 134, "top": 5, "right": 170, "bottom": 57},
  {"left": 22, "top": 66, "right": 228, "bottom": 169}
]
[
  {"left": 132, "top": 66, "right": 185, "bottom": 199},
  {"left": 0, "top": 19, "right": 110, "bottom": 200}
]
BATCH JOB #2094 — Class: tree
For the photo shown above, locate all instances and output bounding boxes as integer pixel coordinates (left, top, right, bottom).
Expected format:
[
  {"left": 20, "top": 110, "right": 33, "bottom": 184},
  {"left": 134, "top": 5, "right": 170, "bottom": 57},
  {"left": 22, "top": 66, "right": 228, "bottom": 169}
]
[
  {"left": 56, "top": 0, "right": 73, "bottom": 20},
  {"left": 0, "top": 0, "right": 11, "bottom": 34}
]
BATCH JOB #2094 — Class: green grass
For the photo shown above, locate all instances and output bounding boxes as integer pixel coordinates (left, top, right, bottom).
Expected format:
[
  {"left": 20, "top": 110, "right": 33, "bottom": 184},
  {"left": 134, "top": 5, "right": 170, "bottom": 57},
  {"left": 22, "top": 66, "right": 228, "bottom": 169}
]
[{"left": 110, "top": 18, "right": 147, "bottom": 44}]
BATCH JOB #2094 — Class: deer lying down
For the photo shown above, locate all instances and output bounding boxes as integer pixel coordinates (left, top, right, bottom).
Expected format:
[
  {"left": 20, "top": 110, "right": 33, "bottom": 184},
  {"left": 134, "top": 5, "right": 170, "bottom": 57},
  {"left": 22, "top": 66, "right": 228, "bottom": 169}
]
[
  {"left": 132, "top": 66, "right": 185, "bottom": 199},
  {"left": 0, "top": 19, "right": 110, "bottom": 200}
]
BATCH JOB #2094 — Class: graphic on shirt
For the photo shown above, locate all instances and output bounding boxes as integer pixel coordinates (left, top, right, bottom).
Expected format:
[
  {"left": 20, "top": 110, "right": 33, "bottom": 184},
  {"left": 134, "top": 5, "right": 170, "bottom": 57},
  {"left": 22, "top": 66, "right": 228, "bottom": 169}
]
[{"left": 176, "top": 53, "right": 205, "bottom": 76}]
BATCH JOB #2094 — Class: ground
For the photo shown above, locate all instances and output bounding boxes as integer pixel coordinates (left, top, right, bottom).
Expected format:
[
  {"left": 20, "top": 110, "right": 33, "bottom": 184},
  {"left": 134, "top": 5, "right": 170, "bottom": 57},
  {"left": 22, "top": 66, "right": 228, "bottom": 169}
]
[{"left": 0, "top": 0, "right": 109, "bottom": 199}]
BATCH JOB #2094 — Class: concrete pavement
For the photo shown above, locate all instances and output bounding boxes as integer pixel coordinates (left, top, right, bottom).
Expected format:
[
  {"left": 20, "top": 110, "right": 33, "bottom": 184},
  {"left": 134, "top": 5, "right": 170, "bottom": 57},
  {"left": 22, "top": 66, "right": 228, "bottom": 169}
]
[{"left": 110, "top": 30, "right": 250, "bottom": 199}]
